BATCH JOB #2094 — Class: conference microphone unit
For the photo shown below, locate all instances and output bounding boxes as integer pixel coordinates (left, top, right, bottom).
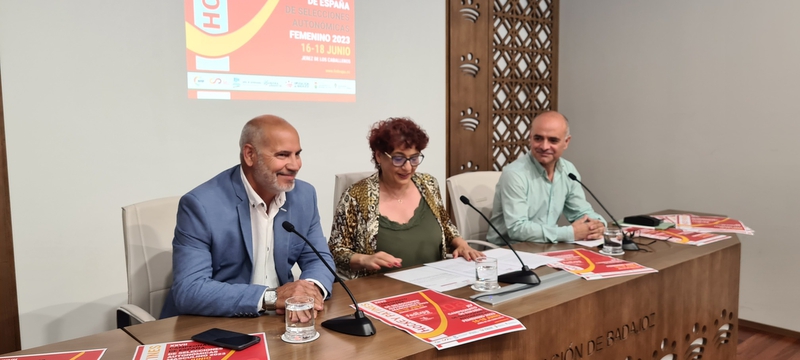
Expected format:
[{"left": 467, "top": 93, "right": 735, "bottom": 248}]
[
  {"left": 281, "top": 221, "right": 376, "bottom": 337},
  {"left": 566, "top": 173, "right": 639, "bottom": 251},
  {"left": 459, "top": 196, "right": 541, "bottom": 286}
]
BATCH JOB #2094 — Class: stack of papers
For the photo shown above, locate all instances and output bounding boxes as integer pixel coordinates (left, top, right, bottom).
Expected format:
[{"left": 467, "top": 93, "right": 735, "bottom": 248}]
[
  {"left": 384, "top": 248, "right": 561, "bottom": 292},
  {"left": 538, "top": 249, "right": 657, "bottom": 280},
  {"left": 624, "top": 226, "right": 731, "bottom": 246},
  {"left": 654, "top": 214, "right": 754, "bottom": 235}
]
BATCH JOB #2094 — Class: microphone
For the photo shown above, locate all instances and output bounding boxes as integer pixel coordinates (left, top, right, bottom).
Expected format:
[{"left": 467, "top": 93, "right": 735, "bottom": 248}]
[
  {"left": 459, "top": 196, "right": 541, "bottom": 285},
  {"left": 566, "top": 173, "right": 639, "bottom": 251},
  {"left": 281, "top": 221, "right": 376, "bottom": 337}
]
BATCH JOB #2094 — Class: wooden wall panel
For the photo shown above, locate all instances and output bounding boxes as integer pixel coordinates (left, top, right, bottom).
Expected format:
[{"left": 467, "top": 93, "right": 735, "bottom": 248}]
[{"left": 448, "top": 0, "right": 492, "bottom": 175}]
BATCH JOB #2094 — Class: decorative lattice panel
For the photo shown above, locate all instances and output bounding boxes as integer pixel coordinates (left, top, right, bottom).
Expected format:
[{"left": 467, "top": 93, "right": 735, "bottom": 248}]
[
  {"left": 447, "top": 0, "right": 558, "bottom": 177},
  {"left": 491, "top": 0, "right": 557, "bottom": 170}
]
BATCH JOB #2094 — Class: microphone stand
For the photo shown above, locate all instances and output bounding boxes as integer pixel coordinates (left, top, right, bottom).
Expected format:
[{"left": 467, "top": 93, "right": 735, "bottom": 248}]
[
  {"left": 282, "top": 221, "right": 376, "bottom": 337},
  {"left": 566, "top": 174, "right": 639, "bottom": 251},
  {"left": 459, "top": 196, "right": 541, "bottom": 285}
]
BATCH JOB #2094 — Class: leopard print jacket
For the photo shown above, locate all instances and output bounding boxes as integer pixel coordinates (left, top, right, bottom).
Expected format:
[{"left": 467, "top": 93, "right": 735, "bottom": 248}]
[{"left": 328, "top": 172, "right": 460, "bottom": 279}]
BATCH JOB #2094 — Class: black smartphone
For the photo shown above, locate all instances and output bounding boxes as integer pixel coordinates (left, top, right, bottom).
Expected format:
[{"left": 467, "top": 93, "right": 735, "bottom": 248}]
[{"left": 191, "top": 328, "right": 260, "bottom": 351}]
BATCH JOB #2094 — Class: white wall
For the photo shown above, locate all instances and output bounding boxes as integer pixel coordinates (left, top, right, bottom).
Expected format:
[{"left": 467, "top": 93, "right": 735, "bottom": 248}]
[
  {"left": 0, "top": 0, "right": 445, "bottom": 348},
  {"left": 560, "top": 1, "right": 800, "bottom": 331}
]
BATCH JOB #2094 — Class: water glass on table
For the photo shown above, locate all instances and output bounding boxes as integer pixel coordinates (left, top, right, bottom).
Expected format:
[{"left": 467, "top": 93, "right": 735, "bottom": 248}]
[
  {"left": 282, "top": 296, "right": 319, "bottom": 343},
  {"left": 471, "top": 257, "right": 500, "bottom": 291},
  {"left": 600, "top": 228, "right": 625, "bottom": 256}
]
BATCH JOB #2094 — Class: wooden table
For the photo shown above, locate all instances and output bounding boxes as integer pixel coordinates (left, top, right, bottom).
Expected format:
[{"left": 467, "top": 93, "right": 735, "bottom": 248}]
[
  {"left": 2, "top": 329, "right": 142, "bottom": 359},
  {"left": 124, "top": 232, "right": 741, "bottom": 359}
]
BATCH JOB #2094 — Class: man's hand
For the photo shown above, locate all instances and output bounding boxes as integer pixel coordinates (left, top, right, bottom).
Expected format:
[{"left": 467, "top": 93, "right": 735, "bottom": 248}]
[
  {"left": 572, "top": 215, "right": 605, "bottom": 240},
  {"left": 274, "top": 280, "right": 324, "bottom": 315},
  {"left": 588, "top": 219, "right": 605, "bottom": 239},
  {"left": 352, "top": 251, "right": 402, "bottom": 271}
]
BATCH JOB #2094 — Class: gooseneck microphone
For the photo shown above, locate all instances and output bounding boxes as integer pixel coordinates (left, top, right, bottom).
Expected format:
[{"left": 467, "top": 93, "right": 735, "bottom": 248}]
[
  {"left": 459, "top": 196, "right": 541, "bottom": 285},
  {"left": 281, "top": 221, "right": 376, "bottom": 337},
  {"left": 566, "top": 173, "right": 639, "bottom": 251}
]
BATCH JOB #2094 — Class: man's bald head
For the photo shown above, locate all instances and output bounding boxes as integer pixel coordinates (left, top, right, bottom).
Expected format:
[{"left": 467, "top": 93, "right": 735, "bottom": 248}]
[
  {"left": 530, "top": 111, "right": 569, "bottom": 142},
  {"left": 239, "top": 115, "right": 296, "bottom": 150}
]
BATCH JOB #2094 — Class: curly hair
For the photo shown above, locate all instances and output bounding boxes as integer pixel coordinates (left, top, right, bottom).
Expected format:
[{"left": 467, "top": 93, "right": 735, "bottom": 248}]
[{"left": 368, "top": 117, "right": 429, "bottom": 169}]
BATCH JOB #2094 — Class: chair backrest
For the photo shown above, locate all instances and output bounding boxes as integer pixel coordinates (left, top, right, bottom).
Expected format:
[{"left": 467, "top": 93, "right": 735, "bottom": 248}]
[
  {"left": 446, "top": 171, "right": 502, "bottom": 240},
  {"left": 121, "top": 196, "right": 181, "bottom": 319},
  {"left": 332, "top": 171, "right": 375, "bottom": 215}
]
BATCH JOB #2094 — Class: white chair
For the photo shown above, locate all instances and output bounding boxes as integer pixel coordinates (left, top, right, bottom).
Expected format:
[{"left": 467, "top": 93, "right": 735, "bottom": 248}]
[
  {"left": 465, "top": 239, "right": 499, "bottom": 250},
  {"left": 117, "top": 196, "right": 180, "bottom": 327},
  {"left": 332, "top": 171, "right": 375, "bottom": 215},
  {"left": 446, "top": 171, "right": 502, "bottom": 242}
]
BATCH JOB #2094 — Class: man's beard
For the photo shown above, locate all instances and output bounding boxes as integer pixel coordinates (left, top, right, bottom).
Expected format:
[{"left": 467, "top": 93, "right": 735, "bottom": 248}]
[{"left": 255, "top": 157, "right": 296, "bottom": 194}]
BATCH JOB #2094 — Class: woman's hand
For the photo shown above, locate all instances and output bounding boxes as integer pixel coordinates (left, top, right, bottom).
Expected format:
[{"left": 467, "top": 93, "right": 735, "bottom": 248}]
[
  {"left": 351, "top": 251, "right": 402, "bottom": 271},
  {"left": 451, "top": 237, "right": 484, "bottom": 261}
]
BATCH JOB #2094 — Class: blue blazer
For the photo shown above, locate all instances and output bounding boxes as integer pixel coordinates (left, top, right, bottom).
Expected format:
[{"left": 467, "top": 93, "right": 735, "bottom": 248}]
[{"left": 160, "top": 165, "right": 335, "bottom": 318}]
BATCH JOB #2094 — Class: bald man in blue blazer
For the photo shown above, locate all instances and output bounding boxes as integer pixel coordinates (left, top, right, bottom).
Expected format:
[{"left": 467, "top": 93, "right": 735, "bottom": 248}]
[{"left": 161, "top": 115, "right": 335, "bottom": 318}]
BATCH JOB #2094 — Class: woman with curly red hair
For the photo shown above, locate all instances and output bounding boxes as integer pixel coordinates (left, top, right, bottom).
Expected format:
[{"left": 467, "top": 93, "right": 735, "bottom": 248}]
[{"left": 329, "top": 117, "right": 483, "bottom": 279}]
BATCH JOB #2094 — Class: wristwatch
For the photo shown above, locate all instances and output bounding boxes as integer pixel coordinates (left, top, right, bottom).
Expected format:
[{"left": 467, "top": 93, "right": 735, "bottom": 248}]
[{"left": 262, "top": 289, "right": 277, "bottom": 311}]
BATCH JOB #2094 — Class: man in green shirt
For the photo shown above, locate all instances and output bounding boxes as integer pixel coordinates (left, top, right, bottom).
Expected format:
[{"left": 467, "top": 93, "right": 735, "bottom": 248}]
[{"left": 488, "top": 111, "right": 606, "bottom": 245}]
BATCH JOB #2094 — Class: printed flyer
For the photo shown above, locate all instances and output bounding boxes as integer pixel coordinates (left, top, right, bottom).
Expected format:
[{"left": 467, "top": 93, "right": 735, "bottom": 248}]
[
  {"left": 539, "top": 249, "right": 657, "bottom": 280},
  {"left": 653, "top": 214, "right": 753, "bottom": 235},
  {"left": 624, "top": 226, "right": 731, "bottom": 246},
  {"left": 358, "top": 289, "right": 525, "bottom": 350},
  {"left": 132, "top": 333, "right": 268, "bottom": 360},
  {"left": 0, "top": 349, "right": 105, "bottom": 360}
]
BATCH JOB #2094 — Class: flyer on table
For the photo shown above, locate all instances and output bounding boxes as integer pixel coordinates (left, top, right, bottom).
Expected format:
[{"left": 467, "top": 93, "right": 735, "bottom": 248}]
[
  {"left": 132, "top": 333, "right": 269, "bottom": 360},
  {"left": 624, "top": 226, "right": 731, "bottom": 246},
  {"left": 539, "top": 249, "right": 657, "bottom": 280},
  {"left": 0, "top": 349, "right": 105, "bottom": 360},
  {"left": 653, "top": 214, "right": 753, "bottom": 234},
  {"left": 357, "top": 289, "right": 525, "bottom": 350}
]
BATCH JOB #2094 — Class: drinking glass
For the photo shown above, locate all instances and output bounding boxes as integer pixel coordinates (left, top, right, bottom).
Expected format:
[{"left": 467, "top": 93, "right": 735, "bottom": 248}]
[
  {"left": 282, "top": 296, "right": 319, "bottom": 343},
  {"left": 471, "top": 257, "right": 500, "bottom": 291},
  {"left": 600, "top": 228, "right": 625, "bottom": 256}
]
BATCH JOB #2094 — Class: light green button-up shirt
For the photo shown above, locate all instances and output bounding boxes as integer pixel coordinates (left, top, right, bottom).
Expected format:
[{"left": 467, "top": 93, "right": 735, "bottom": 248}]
[{"left": 487, "top": 154, "right": 606, "bottom": 244}]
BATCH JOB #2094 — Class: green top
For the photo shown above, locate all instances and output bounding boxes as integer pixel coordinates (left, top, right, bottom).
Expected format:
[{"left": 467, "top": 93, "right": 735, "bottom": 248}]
[{"left": 376, "top": 197, "right": 443, "bottom": 269}]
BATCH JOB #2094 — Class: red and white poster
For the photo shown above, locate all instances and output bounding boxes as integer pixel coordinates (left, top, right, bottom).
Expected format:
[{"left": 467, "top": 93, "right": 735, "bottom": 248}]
[
  {"left": 185, "top": 0, "right": 356, "bottom": 101},
  {"left": 357, "top": 289, "right": 525, "bottom": 350},
  {"left": 624, "top": 226, "right": 732, "bottom": 246},
  {"left": 539, "top": 249, "right": 657, "bottom": 280},
  {"left": 0, "top": 349, "right": 105, "bottom": 360},
  {"left": 132, "top": 333, "right": 269, "bottom": 360}
]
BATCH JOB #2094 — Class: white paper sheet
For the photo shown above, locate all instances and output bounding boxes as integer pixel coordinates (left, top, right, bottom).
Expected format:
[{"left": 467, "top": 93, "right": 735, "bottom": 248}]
[
  {"left": 384, "top": 266, "right": 474, "bottom": 291},
  {"left": 574, "top": 239, "right": 604, "bottom": 248},
  {"left": 424, "top": 248, "right": 561, "bottom": 278}
]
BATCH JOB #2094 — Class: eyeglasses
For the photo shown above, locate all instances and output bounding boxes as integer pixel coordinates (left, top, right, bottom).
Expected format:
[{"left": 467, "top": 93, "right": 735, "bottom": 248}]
[{"left": 384, "top": 152, "right": 425, "bottom": 167}]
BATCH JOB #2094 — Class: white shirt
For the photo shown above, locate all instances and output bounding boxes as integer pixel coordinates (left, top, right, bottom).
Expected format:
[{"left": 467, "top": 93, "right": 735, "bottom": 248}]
[
  {"left": 239, "top": 171, "right": 327, "bottom": 309},
  {"left": 241, "top": 171, "right": 284, "bottom": 289}
]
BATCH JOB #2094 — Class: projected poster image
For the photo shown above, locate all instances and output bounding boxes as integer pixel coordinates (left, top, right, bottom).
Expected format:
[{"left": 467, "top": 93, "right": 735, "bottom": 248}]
[{"left": 185, "top": 0, "right": 355, "bottom": 101}]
